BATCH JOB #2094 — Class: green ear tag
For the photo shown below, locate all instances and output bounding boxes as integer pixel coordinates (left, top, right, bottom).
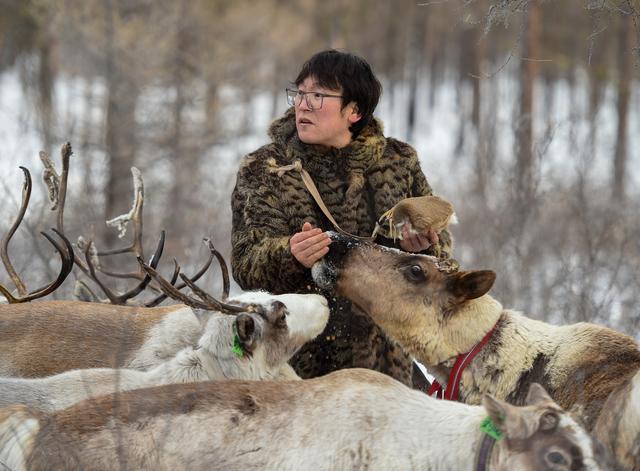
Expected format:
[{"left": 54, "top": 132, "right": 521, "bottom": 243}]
[
  {"left": 480, "top": 417, "right": 503, "bottom": 441},
  {"left": 232, "top": 333, "right": 244, "bottom": 358}
]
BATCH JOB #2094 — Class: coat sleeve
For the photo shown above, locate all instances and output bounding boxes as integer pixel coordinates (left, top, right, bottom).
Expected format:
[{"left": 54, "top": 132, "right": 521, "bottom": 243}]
[{"left": 231, "top": 156, "right": 313, "bottom": 294}]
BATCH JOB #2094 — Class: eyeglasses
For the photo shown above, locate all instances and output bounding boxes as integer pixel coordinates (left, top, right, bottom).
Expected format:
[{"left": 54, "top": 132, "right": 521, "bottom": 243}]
[{"left": 286, "top": 88, "right": 343, "bottom": 110}]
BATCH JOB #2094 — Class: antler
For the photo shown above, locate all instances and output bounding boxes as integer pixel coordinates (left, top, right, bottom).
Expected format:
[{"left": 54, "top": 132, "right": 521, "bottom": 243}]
[
  {"left": 203, "top": 238, "right": 230, "bottom": 300},
  {"left": 0, "top": 167, "right": 75, "bottom": 303},
  {"left": 137, "top": 240, "right": 257, "bottom": 314},
  {"left": 81, "top": 231, "right": 165, "bottom": 305},
  {"left": 39, "top": 144, "right": 223, "bottom": 306},
  {"left": 41, "top": 145, "right": 171, "bottom": 305},
  {"left": 144, "top": 251, "right": 215, "bottom": 307}
]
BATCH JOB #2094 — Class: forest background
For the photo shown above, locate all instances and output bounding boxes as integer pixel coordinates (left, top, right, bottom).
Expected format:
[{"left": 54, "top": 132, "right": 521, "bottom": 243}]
[{"left": 0, "top": 0, "right": 639, "bottom": 336}]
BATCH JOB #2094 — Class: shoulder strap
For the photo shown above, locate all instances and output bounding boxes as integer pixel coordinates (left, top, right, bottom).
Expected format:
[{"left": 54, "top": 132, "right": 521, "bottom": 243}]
[{"left": 269, "top": 160, "right": 375, "bottom": 241}]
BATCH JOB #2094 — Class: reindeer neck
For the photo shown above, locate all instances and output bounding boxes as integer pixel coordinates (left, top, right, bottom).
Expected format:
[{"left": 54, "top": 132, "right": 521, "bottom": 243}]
[
  {"left": 455, "top": 311, "right": 564, "bottom": 405},
  {"left": 419, "top": 401, "right": 489, "bottom": 469},
  {"left": 146, "top": 315, "right": 279, "bottom": 383},
  {"left": 405, "top": 295, "right": 503, "bottom": 368},
  {"left": 142, "top": 316, "right": 235, "bottom": 384},
  {"left": 194, "top": 317, "right": 273, "bottom": 381}
]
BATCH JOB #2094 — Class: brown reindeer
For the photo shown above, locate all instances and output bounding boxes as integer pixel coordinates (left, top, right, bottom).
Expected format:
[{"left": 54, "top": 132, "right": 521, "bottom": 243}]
[{"left": 312, "top": 232, "right": 640, "bottom": 470}]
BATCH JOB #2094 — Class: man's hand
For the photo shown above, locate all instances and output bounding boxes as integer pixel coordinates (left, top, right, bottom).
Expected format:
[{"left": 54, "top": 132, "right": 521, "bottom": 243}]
[
  {"left": 399, "top": 224, "right": 439, "bottom": 253},
  {"left": 290, "top": 222, "right": 331, "bottom": 268}
]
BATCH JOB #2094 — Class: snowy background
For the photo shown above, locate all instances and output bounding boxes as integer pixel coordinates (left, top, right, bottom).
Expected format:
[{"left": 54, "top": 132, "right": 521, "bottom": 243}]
[{"left": 0, "top": 0, "right": 638, "bottom": 336}]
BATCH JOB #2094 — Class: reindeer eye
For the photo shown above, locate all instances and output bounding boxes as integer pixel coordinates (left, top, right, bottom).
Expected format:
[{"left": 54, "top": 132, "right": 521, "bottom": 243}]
[
  {"left": 402, "top": 264, "right": 426, "bottom": 283},
  {"left": 546, "top": 450, "right": 568, "bottom": 466},
  {"left": 269, "top": 301, "right": 288, "bottom": 328}
]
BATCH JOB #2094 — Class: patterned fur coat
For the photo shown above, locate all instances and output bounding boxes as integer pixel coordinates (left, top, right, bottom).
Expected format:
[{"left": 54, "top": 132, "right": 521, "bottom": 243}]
[{"left": 231, "top": 108, "right": 452, "bottom": 385}]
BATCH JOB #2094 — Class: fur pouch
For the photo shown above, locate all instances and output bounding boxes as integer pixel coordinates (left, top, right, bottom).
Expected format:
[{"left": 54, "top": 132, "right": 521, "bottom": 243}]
[{"left": 373, "top": 195, "right": 457, "bottom": 241}]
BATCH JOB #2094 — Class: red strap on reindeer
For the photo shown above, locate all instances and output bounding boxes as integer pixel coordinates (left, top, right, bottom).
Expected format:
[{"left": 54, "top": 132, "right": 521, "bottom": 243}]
[{"left": 428, "top": 325, "right": 496, "bottom": 401}]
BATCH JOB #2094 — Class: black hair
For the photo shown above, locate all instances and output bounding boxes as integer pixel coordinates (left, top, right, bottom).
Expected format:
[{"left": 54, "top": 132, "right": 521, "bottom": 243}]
[{"left": 294, "top": 49, "right": 382, "bottom": 138}]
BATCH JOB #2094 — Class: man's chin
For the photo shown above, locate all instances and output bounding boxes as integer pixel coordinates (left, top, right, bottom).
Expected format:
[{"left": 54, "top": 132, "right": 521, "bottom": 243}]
[{"left": 297, "top": 129, "right": 317, "bottom": 145}]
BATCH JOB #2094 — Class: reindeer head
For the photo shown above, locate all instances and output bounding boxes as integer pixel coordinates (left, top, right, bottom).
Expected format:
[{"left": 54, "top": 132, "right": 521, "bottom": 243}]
[
  {"left": 137, "top": 244, "right": 329, "bottom": 377},
  {"left": 226, "top": 291, "right": 329, "bottom": 368},
  {"left": 192, "top": 293, "right": 328, "bottom": 379},
  {"left": 484, "top": 383, "right": 610, "bottom": 470},
  {"left": 312, "top": 232, "right": 500, "bottom": 364}
]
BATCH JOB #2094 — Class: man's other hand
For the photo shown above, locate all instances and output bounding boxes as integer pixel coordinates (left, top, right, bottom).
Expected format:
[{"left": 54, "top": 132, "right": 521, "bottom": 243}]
[
  {"left": 290, "top": 222, "right": 331, "bottom": 268},
  {"left": 399, "top": 225, "right": 439, "bottom": 253}
]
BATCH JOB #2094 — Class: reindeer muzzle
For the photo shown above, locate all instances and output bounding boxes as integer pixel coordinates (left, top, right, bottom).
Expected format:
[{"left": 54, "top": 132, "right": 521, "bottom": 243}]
[{"left": 311, "top": 231, "right": 363, "bottom": 290}]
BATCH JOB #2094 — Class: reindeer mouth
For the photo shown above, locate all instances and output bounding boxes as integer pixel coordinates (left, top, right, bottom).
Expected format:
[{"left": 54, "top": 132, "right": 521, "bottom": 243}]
[{"left": 311, "top": 259, "right": 337, "bottom": 290}]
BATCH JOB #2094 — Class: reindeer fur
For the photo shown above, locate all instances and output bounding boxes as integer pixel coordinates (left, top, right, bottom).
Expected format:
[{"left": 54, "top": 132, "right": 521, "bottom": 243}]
[
  {"left": 0, "top": 369, "right": 608, "bottom": 471},
  {"left": 0, "top": 293, "right": 329, "bottom": 412}
]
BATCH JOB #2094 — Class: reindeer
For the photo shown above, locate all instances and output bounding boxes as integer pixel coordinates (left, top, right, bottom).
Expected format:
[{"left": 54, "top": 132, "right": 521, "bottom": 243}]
[
  {"left": 0, "top": 248, "right": 330, "bottom": 381},
  {"left": 312, "top": 232, "right": 640, "bottom": 470},
  {"left": 0, "top": 290, "right": 329, "bottom": 412},
  {"left": 0, "top": 369, "right": 609, "bottom": 471},
  {"left": 2, "top": 149, "right": 329, "bottom": 384}
]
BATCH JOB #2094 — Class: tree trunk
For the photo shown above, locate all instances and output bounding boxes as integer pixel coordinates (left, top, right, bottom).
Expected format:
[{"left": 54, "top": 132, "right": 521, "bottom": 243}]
[
  {"left": 406, "top": 10, "right": 426, "bottom": 142},
  {"left": 36, "top": 39, "right": 55, "bottom": 153},
  {"left": 612, "top": 13, "right": 632, "bottom": 203},
  {"left": 515, "top": 0, "right": 541, "bottom": 203},
  {"left": 166, "top": 0, "right": 196, "bottom": 252},
  {"left": 472, "top": 26, "right": 488, "bottom": 200},
  {"left": 78, "top": 78, "right": 100, "bottom": 224},
  {"left": 103, "top": 0, "right": 139, "bottom": 245}
]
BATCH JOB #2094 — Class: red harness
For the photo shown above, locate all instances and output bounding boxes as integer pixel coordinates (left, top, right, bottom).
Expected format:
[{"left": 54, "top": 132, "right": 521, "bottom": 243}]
[{"left": 427, "top": 325, "right": 496, "bottom": 401}]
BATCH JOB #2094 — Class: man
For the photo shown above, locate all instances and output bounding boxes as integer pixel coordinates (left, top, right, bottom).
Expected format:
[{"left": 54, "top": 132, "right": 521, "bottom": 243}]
[{"left": 231, "top": 49, "right": 452, "bottom": 386}]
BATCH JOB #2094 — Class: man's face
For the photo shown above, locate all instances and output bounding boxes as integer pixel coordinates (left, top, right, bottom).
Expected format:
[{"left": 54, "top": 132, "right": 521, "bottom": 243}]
[{"left": 294, "top": 76, "right": 361, "bottom": 149}]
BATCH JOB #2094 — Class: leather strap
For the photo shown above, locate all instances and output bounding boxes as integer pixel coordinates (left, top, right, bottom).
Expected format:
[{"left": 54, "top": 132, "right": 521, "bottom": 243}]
[
  {"left": 428, "top": 324, "right": 496, "bottom": 401},
  {"left": 475, "top": 433, "right": 496, "bottom": 471}
]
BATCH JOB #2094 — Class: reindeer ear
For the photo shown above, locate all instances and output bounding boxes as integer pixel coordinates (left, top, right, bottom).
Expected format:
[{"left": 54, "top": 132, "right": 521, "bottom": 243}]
[
  {"left": 482, "top": 394, "right": 508, "bottom": 433},
  {"left": 236, "top": 314, "right": 256, "bottom": 343},
  {"left": 482, "top": 394, "right": 539, "bottom": 440},
  {"left": 525, "top": 383, "right": 553, "bottom": 406},
  {"left": 448, "top": 270, "right": 496, "bottom": 301}
]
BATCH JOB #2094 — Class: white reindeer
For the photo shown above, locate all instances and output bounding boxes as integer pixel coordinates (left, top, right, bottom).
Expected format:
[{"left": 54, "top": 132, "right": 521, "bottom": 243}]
[
  {"left": 0, "top": 291, "right": 329, "bottom": 412},
  {"left": 0, "top": 256, "right": 325, "bottom": 380},
  {"left": 0, "top": 368, "right": 609, "bottom": 471}
]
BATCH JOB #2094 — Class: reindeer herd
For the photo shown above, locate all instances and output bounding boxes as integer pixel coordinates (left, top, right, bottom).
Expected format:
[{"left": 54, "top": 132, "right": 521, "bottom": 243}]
[{"left": 0, "top": 146, "right": 637, "bottom": 470}]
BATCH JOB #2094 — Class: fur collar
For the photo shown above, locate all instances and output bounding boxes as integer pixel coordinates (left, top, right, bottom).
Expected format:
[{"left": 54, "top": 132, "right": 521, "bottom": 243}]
[{"left": 267, "top": 108, "right": 386, "bottom": 179}]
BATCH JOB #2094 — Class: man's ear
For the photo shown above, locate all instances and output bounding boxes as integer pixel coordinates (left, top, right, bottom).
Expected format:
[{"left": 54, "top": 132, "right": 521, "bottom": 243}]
[{"left": 348, "top": 103, "right": 362, "bottom": 124}]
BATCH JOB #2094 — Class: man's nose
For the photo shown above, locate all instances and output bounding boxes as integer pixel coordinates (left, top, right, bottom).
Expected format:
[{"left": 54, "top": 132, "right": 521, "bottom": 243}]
[{"left": 297, "top": 94, "right": 313, "bottom": 111}]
